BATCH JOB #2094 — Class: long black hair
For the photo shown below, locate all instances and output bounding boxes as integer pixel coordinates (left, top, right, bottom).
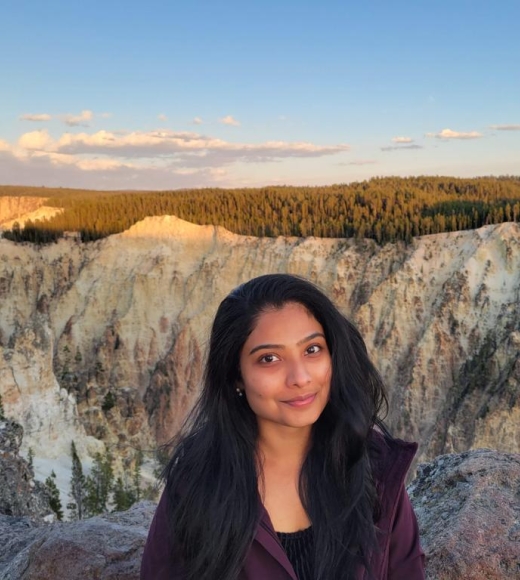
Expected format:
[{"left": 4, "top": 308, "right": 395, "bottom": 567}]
[{"left": 163, "top": 273, "right": 388, "bottom": 579}]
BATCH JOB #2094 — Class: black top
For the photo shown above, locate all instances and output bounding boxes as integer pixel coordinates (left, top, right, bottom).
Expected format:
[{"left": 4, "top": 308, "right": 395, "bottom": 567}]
[{"left": 276, "top": 526, "right": 314, "bottom": 580}]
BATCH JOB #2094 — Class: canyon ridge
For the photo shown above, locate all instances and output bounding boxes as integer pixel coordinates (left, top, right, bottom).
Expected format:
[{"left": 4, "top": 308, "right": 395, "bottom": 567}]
[{"left": 1, "top": 197, "right": 519, "bottom": 488}]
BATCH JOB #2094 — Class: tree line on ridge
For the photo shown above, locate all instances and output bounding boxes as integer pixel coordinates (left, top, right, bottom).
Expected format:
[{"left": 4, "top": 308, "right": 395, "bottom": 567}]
[{"left": 2, "top": 176, "right": 520, "bottom": 245}]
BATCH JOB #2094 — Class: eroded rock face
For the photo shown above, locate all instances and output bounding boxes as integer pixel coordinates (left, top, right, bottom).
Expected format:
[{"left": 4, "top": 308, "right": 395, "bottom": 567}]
[
  {"left": 0, "top": 419, "right": 52, "bottom": 521},
  {"left": 409, "top": 449, "right": 520, "bottom": 580},
  {"left": 0, "top": 212, "right": 519, "bottom": 475},
  {"left": 0, "top": 197, "right": 47, "bottom": 226}
]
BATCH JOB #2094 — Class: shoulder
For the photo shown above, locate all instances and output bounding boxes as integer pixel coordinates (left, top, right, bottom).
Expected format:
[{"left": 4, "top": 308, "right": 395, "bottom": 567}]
[
  {"left": 368, "top": 428, "right": 418, "bottom": 524},
  {"left": 367, "top": 430, "right": 426, "bottom": 578},
  {"left": 368, "top": 427, "right": 417, "bottom": 486}
]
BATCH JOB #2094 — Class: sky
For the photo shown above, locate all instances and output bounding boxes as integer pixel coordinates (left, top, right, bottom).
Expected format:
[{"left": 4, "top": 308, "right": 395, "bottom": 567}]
[{"left": 1, "top": 0, "right": 519, "bottom": 190}]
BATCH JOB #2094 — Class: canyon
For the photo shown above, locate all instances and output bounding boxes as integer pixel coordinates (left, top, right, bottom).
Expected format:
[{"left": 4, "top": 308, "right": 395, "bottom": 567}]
[{"left": 0, "top": 200, "right": 519, "bottom": 490}]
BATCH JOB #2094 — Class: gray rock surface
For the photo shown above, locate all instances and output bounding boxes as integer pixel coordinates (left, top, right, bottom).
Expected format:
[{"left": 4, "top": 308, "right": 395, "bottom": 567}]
[
  {"left": 409, "top": 449, "right": 520, "bottom": 580},
  {"left": 1, "top": 449, "right": 519, "bottom": 579},
  {"left": 0, "top": 502, "right": 155, "bottom": 580}
]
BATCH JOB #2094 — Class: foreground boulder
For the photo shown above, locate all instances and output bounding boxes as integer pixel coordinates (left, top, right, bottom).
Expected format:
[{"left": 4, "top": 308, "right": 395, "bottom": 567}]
[
  {"left": 0, "top": 501, "right": 155, "bottom": 580},
  {"left": 409, "top": 448, "right": 520, "bottom": 579},
  {"left": 1, "top": 449, "right": 519, "bottom": 579}
]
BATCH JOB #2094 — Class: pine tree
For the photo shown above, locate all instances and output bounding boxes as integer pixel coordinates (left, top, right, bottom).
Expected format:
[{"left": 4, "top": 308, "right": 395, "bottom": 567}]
[
  {"left": 84, "top": 451, "right": 114, "bottom": 516},
  {"left": 45, "top": 470, "right": 64, "bottom": 521},
  {"left": 68, "top": 441, "right": 86, "bottom": 520},
  {"left": 27, "top": 447, "right": 34, "bottom": 471},
  {"left": 133, "top": 449, "right": 143, "bottom": 503},
  {"left": 112, "top": 476, "right": 136, "bottom": 512}
]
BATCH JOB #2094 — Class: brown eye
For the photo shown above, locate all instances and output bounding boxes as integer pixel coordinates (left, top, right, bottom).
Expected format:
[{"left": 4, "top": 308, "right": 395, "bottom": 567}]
[
  {"left": 259, "top": 354, "right": 279, "bottom": 364},
  {"left": 306, "top": 344, "right": 322, "bottom": 355}
]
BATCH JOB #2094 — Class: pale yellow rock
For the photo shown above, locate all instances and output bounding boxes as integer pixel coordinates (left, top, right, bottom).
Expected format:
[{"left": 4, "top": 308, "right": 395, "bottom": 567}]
[{"left": 1, "top": 205, "right": 519, "bottom": 484}]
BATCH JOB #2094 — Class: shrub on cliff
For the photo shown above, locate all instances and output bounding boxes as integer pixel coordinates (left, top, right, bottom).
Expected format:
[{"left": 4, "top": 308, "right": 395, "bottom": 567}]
[{"left": 45, "top": 471, "right": 63, "bottom": 521}]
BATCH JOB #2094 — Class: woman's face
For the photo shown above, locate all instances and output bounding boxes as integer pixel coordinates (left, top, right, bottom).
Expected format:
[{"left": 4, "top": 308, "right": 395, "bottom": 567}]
[{"left": 239, "top": 302, "right": 332, "bottom": 436}]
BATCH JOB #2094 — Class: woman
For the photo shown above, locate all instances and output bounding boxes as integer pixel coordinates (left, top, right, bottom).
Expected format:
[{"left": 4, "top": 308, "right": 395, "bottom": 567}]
[{"left": 141, "top": 274, "right": 425, "bottom": 579}]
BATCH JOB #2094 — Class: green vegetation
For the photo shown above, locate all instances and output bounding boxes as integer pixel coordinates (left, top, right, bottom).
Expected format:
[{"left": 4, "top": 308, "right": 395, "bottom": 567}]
[
  {"left": 84, "top": 451, "right": 114, "bottom": 516},
  {"left": 101, "top": 391, "right": 116, "bottom": 413},
  {"left": 27, "top": 447, "right": 34, "bottom": 471},
  {"left": 45, "top": 470, "right": 64, "bottom": 521},
  {"left": 2, "top": 176, "right": 520, "bottom": 245},
  {"left": 0, "top": 394, "right": 4, "bottom": 420},
  {"left": 112, "top": 451, "right": 143, "bottom": 511},
  {"left": 67, "top": 441, "right": 144, "bottom": 518},
  {"left": 68, "top": 441, "right": 86, "bottom": 520}
]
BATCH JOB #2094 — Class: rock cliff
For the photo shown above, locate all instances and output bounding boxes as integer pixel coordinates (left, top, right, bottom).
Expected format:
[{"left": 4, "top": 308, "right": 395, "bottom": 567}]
[
  {"left": 1, "top": 449, "right": 518, "bottom": 579},
  {"left": 0, "top": 197, "right": 47, "bottom": 225},
  {"left": 408, "top": 449, "right": 520, "bottom": 579},
  {"left": 0, "top": 203, "right": 519, "bottom": 477},
  {"left": 0, "top": 418, "right": 52, "bottom": 521}
]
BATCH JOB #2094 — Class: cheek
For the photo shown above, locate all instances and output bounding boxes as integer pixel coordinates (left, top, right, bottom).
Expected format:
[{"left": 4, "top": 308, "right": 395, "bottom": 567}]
[{"left": 244, "top": 381, "right": 267, "bottom": 399}]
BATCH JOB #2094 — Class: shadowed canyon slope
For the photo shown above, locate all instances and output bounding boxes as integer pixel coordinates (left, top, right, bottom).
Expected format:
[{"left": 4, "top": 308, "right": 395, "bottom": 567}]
[{"left": 1, "top": 212, "right": 519, "bottom": 470}]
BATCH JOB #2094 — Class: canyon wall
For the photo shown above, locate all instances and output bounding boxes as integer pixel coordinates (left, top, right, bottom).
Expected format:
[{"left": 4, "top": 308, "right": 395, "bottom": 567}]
[
  {"left": 1, "top": 205, "right": 519, "bottom": 479},
  {"left": 0, "top": 197, "right": 47, "bottom": 225},
  {"left": 0, "top": 196, "right": 62, "bottom": 230}
]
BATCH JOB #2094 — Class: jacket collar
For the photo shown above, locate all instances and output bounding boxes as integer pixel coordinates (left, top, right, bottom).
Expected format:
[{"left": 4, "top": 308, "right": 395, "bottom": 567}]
[{"left": 253, "top": 503, "right": 299, "bottom": 580}]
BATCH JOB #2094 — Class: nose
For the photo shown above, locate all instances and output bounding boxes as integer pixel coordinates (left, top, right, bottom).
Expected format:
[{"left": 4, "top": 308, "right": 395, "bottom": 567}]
[{"left": 286, "top": 358, "right": 311, "bottom": 388}]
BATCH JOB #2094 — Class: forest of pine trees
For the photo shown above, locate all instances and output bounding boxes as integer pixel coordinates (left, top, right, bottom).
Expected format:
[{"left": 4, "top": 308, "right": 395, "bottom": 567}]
[
  {"left": 1, "top": 399, "right": 149, "bottom": 520},
  {"left": 67, "top": 442, "right": 144, "bottom": 519},
  {"left": 2, "top": 176, "right": 520, "bottom": 245}
]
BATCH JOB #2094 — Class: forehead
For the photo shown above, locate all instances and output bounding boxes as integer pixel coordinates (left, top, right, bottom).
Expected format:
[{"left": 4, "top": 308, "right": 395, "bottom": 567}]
[{"left": 246, "top": 302, "right": 323, "bottom": 343}]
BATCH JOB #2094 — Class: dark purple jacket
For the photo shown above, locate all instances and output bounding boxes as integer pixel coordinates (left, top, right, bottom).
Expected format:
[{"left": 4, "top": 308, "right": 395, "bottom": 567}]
[{"left": 141, "top": 435, "right": 425, "bottom": 579}]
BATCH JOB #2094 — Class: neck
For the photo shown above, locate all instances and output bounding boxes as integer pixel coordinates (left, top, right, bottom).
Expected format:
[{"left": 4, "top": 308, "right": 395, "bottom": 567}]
[{"left": 256, "top": 424, "right": 312, "bottom": 466}]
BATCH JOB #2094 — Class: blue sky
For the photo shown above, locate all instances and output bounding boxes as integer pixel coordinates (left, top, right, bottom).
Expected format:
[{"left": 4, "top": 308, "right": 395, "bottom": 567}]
[{"left": 1, "top": 0, "right": 519, "bottom": 189}]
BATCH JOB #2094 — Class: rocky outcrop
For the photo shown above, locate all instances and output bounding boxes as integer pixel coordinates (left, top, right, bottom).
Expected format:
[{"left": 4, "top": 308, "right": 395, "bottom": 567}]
[
  {"left": 1, "top": 210, "right": 519, "bottom": 478},
  {"left": 0, "top": 501, "right": 155, "bottom": 580},
  {"left": 0, "top": 418, "right": 52, "bottom": 521},
  {"left": 0, "top": 197, "right": 47, "bottom": 226},
  {"left": 0, "top": 450, "right": 518, "bottom": 579},
  {"left": 409, "top": 449, "right": 520, "bottom": 579}
]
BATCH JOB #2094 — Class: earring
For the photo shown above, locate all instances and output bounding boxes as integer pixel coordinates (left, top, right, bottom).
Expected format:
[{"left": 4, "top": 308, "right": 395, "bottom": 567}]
[{"left": 236, "top": 387, "right": 243, "bottom": 397}]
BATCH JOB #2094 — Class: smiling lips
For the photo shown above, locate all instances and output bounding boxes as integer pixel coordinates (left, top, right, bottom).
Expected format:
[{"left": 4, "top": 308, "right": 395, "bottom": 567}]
[{"left": 282, "top": 393, "right": 317, "bottom": 407}]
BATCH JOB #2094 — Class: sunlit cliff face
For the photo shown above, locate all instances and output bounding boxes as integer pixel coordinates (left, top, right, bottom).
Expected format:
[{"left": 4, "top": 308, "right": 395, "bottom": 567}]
[{"left": 1, "top": 207, "right": 519, "bottom": 487}]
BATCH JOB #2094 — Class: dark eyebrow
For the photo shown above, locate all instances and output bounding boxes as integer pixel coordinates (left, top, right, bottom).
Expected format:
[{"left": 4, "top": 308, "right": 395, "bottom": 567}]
[
  {"left": 248, "top": 332, "right": 325, "bottom": 355},
  {"left": 249, "top": 343, "right": 284, "bottom": 355}
]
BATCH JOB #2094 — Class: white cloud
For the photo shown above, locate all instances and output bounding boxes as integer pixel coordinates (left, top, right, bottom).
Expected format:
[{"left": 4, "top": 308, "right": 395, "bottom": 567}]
[
  {"left": 37, "top": 130, "right": 350, "bottom": 166},
  {"left": 391, "top": 136, "right": 413, "bottom": 144},
  {"left": 1, "top": 126, "right": 349, "bottom": 189},
  {"left": 489, "top": 124, "right": 520, "bottom": 131},
  {"left": 20, "top": 113, "right": 52, "bottom": 122},
  {"left": 64, "top": 110, "right": 94, "bottom": 127},
  {"left": 76, "top": 158, "right": 138, "bottom": 171},
  {"left": 99, "top": 112, "right": 112, "bottom": 119},
  {"left": 18, "top": 130, "right": 55, "bottom": 151},
  {"left": 425, "top": 128, "right": 483, "bottom": 140},
  {"left": 158, "top": 114, "right": 168, "bottom": 122},
  {"left": 219, "top": 115, "right": 240, "bottom": 127},
  {"left": 192, "top": 117, "right": 203, "bottom": 125},
  {"left": 381, "top": 144, "right": 423, "bottom": 152},
  {"left": 42, "top": 153, "right": 136, "bottom": 171},
  {"left": 0, "top": 146, "right": 234, "bottom": 190}
]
